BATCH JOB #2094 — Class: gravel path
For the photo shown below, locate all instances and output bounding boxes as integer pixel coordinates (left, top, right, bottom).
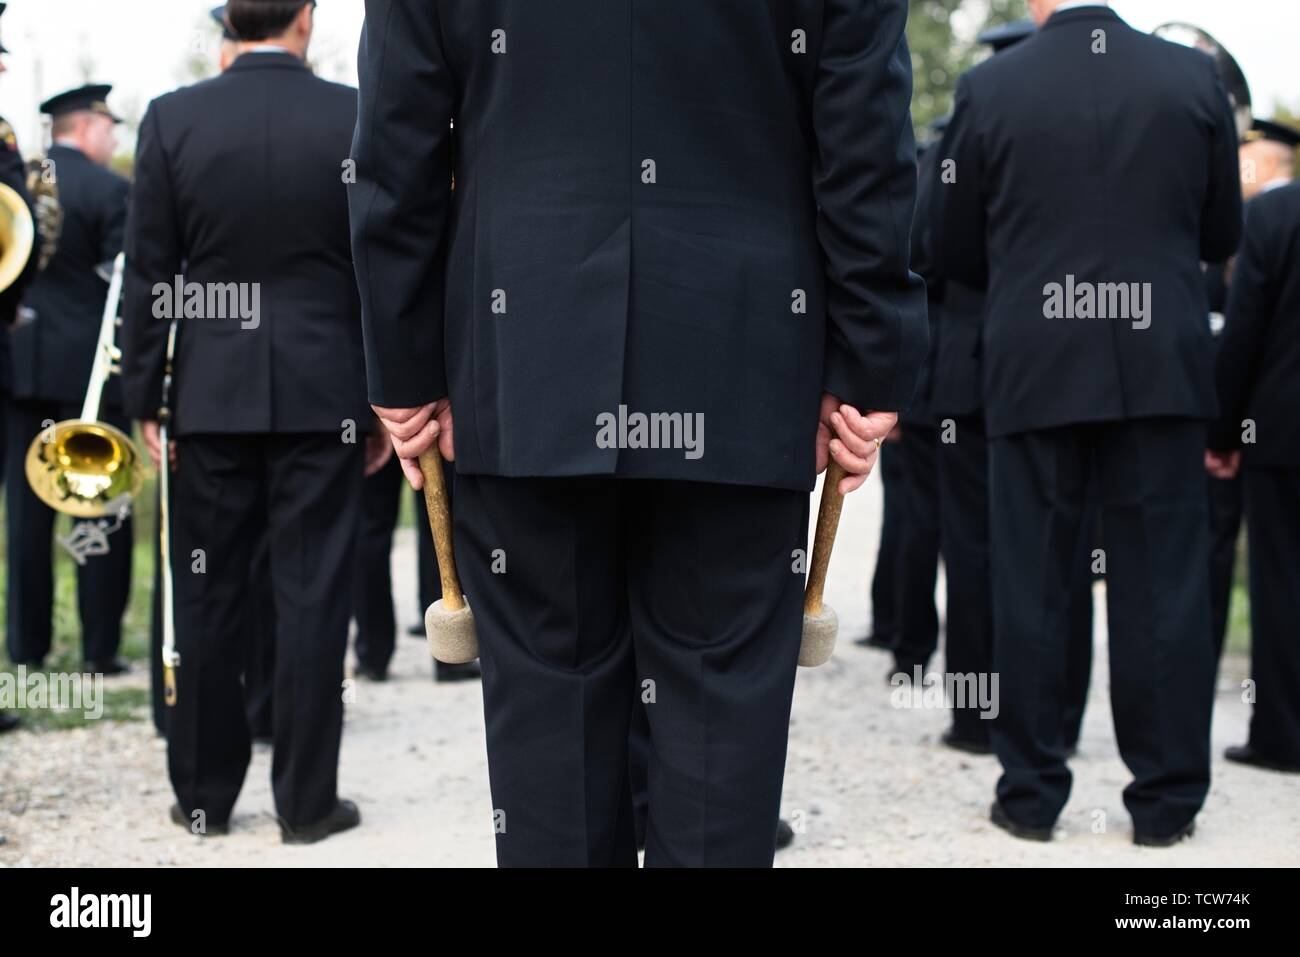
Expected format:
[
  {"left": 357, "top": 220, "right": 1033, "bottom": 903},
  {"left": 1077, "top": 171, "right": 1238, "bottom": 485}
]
[{"left": 2, "top": 468, "right": 1296, "bottom": 867}]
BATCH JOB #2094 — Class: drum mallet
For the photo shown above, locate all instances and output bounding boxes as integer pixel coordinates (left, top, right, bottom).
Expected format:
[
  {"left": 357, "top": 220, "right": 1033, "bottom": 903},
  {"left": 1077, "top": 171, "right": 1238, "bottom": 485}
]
[
  {"left": 418, "top": 449, "right": 478, "bottom": 664},
  {"left": 801, "top": 460, "right": 849, "bottom": 667}
]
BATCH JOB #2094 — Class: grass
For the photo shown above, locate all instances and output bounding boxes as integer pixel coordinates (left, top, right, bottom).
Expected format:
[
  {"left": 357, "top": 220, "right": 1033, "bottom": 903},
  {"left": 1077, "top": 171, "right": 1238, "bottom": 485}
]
[{"left": 1, "top": 438, "right": 157, "bottom": 730}]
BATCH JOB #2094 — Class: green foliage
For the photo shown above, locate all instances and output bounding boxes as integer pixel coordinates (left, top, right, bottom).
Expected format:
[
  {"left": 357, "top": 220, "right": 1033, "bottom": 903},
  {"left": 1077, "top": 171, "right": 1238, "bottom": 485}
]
[{"left": 908, "top": 0, "right": 1029, "bottom": 130}]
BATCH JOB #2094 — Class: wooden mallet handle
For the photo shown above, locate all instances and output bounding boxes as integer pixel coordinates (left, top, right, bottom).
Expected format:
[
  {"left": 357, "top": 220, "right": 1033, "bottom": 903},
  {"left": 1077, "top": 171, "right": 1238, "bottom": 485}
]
[
  {"left": 418, "top": 449, "right": 465, "bottom": 612},
  {"left": 805, "top": 460, "right": 848, "bottom": 615}
]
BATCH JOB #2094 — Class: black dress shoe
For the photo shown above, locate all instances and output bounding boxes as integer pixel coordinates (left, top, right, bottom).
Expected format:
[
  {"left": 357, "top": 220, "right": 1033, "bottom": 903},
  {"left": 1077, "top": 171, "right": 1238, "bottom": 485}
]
[
  {"left": 775, "top": 818, "right": 796, "bottom": 851},
  {"left": 942, "top": 729, "right": 993, "bottom": 755},
  {"left": 86, "top": 658, "right": 131, "bottom": 676},
  {"left": 406, "top": 623, "right": 425, "bottom": 638},
  {"left": 354, "top": 662, "right": 388, "bottom": 682},
  {"left": 1134, "top": 820, "right": 1195, "bottom": 848},
  {"left": 435, "top": 660, "right": 482, "bottom": 683},
  {"left": 170, "top": 803, "right": 229, "bottom": 836},
  {"left": 0, "top": 712, "right": 21, "bottom": 734},
  {"left": 1224, "top": 743, "right": 1300, "bottom": 773},
  {"left": 280, "top": 799, "right": 360, "bottom": 845},
  {"left": 990, "top": 801, "right": 1053, "bottom": 842}
]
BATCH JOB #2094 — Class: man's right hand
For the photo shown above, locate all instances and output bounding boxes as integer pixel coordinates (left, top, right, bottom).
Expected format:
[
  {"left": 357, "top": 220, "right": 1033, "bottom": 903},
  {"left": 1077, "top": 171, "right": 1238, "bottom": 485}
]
[
  {"left": 140, "top": 420, "right": 177, "bottom": 471},
  {"left": 373, "top": 399, "right": 455, "bottom": 490}
]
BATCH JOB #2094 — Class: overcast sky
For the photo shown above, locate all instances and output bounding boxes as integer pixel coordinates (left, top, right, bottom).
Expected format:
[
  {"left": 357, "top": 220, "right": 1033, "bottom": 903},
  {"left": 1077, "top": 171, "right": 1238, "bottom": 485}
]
[{"left": 0, "top": 0, "right": 1295, "bottom": 155}]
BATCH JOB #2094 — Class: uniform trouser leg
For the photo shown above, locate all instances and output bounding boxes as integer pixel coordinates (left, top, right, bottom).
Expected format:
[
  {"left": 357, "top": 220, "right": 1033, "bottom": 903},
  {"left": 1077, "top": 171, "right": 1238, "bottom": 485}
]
[
  {"left": 168, "top": 435, "right": 263, "bottom": 824},
  {"left": 869, "top": 442, "right": 904, "bottom": 646},
  {"left": 243, "top": 536, "right": 275, "bottom": 737},
  {"left": 1243, "top": 467, "right": 1300, "bottom": 765},
  {"left": 629, "top": 700, "right": 651, "bottom": 849},
  {"left": 72, "top": 405, "right": 134, "bottom": 665},
  {"left": 894, "top": 426, "right": 941, "bottom": 672},
  {"left": 1098, "top": 420, "right": 1213, "bottom": 835},
  {"left": 455, "top": 475, "right": 635, "bottom": 867},
  {"left": 1061, "top": 508, "right": 1096, "bottom": 751},
  {"left": 353, "top": 454, "right": 402, "bottom": 672},
  {"left": 455, "top": 475, "right": 808, "bottom": 867},
  {"left": 266, "top": 434, "right": 362, "bottom": 828},
  {"left": 1207, "top": 474, "right": 1244, "bottom": 660},
  {"left": 937, "top": 415, "right": 994, "bottom": 742},
  {"left": 5, "top": 399, "right": 58, "bottom": 664}
]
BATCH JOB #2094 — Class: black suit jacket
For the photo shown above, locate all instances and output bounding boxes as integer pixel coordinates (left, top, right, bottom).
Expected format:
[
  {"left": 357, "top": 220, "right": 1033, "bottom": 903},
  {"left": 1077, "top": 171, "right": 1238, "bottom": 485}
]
[
  {"left": 10, "top": 144, "right": 127, "bottom": 405},
  {"left": 123, "top": 52, "right": 369, "bottom": 436},
  {"left": 935, "top": 6, "right": 1242, "bottom": 438},
  {"left": 1209, "top": 182, "right": 1300, "bottom": 467},
  {"left": 350, "top": 0, "right": 928, "bottom": 491}
]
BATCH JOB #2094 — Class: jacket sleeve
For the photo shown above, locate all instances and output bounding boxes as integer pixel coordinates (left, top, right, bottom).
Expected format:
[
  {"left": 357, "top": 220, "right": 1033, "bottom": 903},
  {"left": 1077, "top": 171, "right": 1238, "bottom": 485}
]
[
  {"left": 350, "top": 0, "right": 457, "bottom": 408},
  {"left": 932, "top": 75, "right": 989, "bottom": 290},
  {"left": 1209, "top": 200, "right": 1274, "bottom": 451},
  {"left": 1199, "top": 60, "right": 1243, "bottom": 264},
  {"left": 811, "top": 0, "right": 928, "bottom": 414},
  {"left": 122, "top": 101, "right": 184, "bottom": 422}
]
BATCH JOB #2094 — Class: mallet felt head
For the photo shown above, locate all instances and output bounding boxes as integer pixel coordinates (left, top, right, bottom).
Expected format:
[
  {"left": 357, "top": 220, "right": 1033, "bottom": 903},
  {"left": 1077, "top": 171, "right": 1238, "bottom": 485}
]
[
  {"left": 425, "top": 598, "right": 478, "bottom": 665},
  {"left": 800, "top": 605, "right": 837, "bottom": 667}
]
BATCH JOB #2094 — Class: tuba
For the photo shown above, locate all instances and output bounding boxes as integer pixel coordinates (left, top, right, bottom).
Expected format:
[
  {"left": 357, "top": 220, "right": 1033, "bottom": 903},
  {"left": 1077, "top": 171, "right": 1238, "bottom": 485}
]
[
  {"left": 24, "top": 252, "right": 146, "bottom": 517},
  {"left": 1153, "top": 23, "right": 1253, "bottom": 138},
  {"left": 0, "top": 180, "right": 35, "bottom": 293}
]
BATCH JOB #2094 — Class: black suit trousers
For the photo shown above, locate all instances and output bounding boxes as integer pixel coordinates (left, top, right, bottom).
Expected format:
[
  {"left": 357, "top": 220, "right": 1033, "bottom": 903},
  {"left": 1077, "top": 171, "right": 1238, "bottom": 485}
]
[
  {"left": 989, "top": 419, "right": 1214, "bottom": 837},
  {"left": 868, "top": 441, "right": 904, "bottom": 645},
  {"left": 167, "top": 433, "right": 361, "bottom": 828},
  {"left": 893, "top": 425, "right": 941, "bottom": 670},
  {"left": 353, "top": 454, "right": 404, "bottom": 672},
  {"left": 454, "top": 474, "right": 809, "bottom": 867},
  {"left": 4, "top": 398, "right": 133, "bottom": 664},
  {"left": 1242, "top": 467, "right": 1300, "bottom": 764},
  {"left": 1207, "top": 474, "right": 1244, "bottom": 660}
]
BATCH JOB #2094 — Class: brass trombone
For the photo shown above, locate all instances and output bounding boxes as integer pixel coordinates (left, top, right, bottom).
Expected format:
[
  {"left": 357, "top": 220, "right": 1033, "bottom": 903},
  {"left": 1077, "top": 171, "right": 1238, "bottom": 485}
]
[{"left": 24, "top": 251, "right": 146, "bottom": 517}]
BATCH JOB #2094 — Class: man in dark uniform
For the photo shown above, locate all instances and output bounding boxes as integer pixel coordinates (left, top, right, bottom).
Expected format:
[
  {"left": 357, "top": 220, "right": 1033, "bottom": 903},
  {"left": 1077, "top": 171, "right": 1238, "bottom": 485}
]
[
  {"left": 1205, "top": 119, "right": 1297, "bottom": 661},
  {"left": 1208, "top": 118, "right": 1300, "bottom": 775},
  {"left": 0, "top": 0, "right": 39, "bottom": 734},
  {"left": 936, "top": 0, "right": 1241, "bottom": 845},
  {"left": 148, "top": 3, "right": 281, "bottom": 740},
  {"left": 914, "top": 20, "right": 1095, "bottom": 755},
  {"left": 5, "top": 83, "right": 131, "bottom": 675},
  {"left": 353, "top": 0, "right": 927, "bottom": 866},
  {"left": 123, "top": 0, "right": 369, "bottom": 843}
]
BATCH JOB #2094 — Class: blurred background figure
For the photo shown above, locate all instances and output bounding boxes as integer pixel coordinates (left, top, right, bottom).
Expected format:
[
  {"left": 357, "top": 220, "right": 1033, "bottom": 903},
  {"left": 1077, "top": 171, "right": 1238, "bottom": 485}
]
[
  {"left": 1208, "top": 117, "right": 1300, "bottom": 775},
  {"left": 5, "top": 82, "right": 131, "bottom": 676},
  {"left": 0, "top": 0, "right": 39, "bottom": 733}
]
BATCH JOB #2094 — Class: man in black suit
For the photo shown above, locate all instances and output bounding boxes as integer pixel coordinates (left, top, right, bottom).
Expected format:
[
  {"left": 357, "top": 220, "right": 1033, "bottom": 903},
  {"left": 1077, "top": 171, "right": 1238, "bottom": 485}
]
[
  {"left": 914, "top": 21, "right": 1095, "bottom": 755},
  {"left": 936, "top": 0, "right": 1242, "bottom": 845},
  {"left": 123, "top": 0, "right": 379, "bottom": 843},
  {"left": 352, "top": 0, "right": 927, "bottom": 866},
  {"left": 1208, "top": 120, "right": 1300, "bottom": 775},
  {"left": 0, "top": 1, "right": 39, "bottom": 734},
  {"left": 5, "top": 84, "right": 132, "bottom": 675},
  {"left": 147, "top": 3, "right": 280, "bottom": 742},
  {"left": 1206, "top": 119, "right": 1297, "bottom": 661}
]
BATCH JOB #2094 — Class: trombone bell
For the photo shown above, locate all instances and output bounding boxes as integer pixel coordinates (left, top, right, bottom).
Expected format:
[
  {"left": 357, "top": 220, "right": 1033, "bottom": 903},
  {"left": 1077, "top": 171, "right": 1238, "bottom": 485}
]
[{"left": 24, "top": 419, "right": 145, "bottom": 518}]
